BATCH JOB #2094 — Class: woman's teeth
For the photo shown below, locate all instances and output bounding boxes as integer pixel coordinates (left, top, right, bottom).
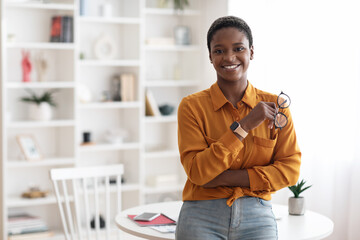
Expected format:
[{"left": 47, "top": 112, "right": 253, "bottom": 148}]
[{"left": 223, "top": 64, "right": 239, "bottom": 69}]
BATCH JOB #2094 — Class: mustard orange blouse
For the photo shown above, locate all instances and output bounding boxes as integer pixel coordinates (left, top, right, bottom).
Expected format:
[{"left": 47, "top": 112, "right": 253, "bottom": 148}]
[{"left": 177, "top": 81, "right": 301, "bottom": 206}]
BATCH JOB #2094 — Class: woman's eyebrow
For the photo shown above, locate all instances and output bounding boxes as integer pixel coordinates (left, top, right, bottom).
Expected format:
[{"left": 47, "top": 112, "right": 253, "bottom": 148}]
[
  {"left": 212, "top": 42, "right": 245, "bottom": 48},
  {"left": 233, "top": 42, "right": 245, "bottom": 46},
  {"left": 212, "top": 43, "right": 223, "bottom": 48}
]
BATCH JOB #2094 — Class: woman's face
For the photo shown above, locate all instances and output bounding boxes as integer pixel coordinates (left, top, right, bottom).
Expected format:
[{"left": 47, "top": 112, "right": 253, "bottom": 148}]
[{"left": 209, "top": 27, "right": 254, "bottom": 84}]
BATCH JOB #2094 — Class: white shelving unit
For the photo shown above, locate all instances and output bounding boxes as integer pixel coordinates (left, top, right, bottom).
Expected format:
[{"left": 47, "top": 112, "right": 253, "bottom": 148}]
[
  {"left": 141, "top": 0, "right": 202, "bottom": 204},
  {"left": 0, "top": 0, "right": 207, "bottom": 238},
  {"left": 1, "top": 0, "right": 78, "bottom": 238}
]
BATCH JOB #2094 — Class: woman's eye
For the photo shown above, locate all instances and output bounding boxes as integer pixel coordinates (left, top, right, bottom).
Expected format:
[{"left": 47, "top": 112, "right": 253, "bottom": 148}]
[
  {"left": 214, "top": 49, "right": 223, "bottom": 54},
  {"left": 235, "top": 47, "right": 244, "bottom": 52}
]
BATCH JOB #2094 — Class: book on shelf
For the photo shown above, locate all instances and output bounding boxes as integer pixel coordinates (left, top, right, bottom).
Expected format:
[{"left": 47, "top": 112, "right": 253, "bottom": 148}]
[
  {"left": 50, "top": 15, "right": 73, "bottom": 43},
  {"left": 145, "top": 89, "right": 161, "bottom": 116},
  {"left": 8, "top": 213, "right": 50, "bottom": 237},
  {"left": 121, "top": 73, "right": 135, "bottom": 102}
]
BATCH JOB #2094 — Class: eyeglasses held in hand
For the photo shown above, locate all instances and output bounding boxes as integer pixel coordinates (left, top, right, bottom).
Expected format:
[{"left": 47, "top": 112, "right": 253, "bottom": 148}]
[{"left": 274, "top": 91, "right": 291, "bottom": 130}]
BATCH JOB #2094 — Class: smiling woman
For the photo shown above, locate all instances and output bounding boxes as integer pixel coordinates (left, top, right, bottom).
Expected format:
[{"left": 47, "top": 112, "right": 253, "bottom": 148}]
[{"left": 176, "top": 16, "right": 301, "bottom": 240}]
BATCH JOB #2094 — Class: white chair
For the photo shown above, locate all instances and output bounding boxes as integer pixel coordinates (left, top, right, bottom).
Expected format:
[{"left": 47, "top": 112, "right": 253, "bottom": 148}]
[{"left": 50, "top": 164, "right": 124, "bottom": 240}]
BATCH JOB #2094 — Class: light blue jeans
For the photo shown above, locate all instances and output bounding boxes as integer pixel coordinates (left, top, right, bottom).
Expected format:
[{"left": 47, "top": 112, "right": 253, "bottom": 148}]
[{"left": 175, "top": 197, "right": 278, "bottom": 240}]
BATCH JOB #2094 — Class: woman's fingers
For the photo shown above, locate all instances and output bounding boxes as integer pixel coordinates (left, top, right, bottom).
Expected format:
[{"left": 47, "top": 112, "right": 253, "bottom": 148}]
[{"left": 240, "top": 101, "right": 279, "bottom": 131}]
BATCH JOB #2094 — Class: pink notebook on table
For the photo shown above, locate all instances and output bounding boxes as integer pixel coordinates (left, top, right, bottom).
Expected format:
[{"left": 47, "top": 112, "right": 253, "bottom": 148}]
[{"left": 128, "top": 214, "right": 176, "bottom": 227}]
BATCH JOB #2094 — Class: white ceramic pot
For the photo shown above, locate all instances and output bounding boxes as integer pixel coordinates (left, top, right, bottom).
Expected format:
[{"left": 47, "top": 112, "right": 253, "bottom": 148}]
[
  {"left": 288, "top": 197, "right": 305, "bottom": 215},
  {"left": 28, "top": 102, "right": 52, "bottom": 121}
]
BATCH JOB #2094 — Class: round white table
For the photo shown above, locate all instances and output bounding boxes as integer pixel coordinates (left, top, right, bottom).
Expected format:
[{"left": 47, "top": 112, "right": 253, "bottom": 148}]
[{"left": 116, "top": 201, "right": 333, "bottom": 240}]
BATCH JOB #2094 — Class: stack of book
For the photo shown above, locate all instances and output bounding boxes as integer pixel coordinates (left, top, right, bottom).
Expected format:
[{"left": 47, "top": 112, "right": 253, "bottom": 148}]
[
  {"left": 8, "top": 213, "right": 53, "bottom": 240},
  {"left": 50, "top": 15, "right": 73, "bottom": 43}
]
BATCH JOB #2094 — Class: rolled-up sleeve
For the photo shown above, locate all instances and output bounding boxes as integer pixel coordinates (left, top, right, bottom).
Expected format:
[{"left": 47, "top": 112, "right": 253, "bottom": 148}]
[
  {"left": 178, "top": 98, "right": 244, "bottom": 186},
  {"left": 247, "top": 107, "right": 301, "bottom": 192}
]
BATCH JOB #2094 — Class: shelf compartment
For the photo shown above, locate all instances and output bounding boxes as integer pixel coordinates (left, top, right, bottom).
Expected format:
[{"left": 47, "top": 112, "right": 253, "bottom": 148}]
[
  {"left": 6, "top": 48, "right": 75, "bottom": 83},
  {"left": 79, "top": 23, "right": 139, "bottom": 60}
]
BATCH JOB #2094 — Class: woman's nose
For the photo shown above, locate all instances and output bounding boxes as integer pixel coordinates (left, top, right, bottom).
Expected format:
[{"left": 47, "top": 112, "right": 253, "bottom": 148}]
[{"left": 223, "top": 52, "right": 236, "bottom": 62}]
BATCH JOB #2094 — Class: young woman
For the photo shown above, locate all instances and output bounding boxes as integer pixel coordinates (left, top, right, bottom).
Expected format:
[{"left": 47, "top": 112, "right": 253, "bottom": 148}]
[{"left": 176, "top": 16, "right": 301, "bottom": 240}]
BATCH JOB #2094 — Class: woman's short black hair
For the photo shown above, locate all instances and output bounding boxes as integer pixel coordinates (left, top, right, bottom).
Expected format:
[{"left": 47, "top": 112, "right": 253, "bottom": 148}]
[{"left": 207, "top": 16, "right": 253, "bottom": 52}]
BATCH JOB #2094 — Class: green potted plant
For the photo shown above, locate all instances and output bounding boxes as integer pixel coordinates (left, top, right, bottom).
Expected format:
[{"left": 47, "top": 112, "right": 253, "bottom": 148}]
[
  {"left": 174, "top": 0, "right": 189, "bottom": 10},
  {"left": 20, "top": 89, "right": 57, "bottom": 121},
  {"left": 157, "top": 0, "right": 189, "bottom": 10},
  {"left": 288, "top": 179, "right": 312, "bottom": 215}
]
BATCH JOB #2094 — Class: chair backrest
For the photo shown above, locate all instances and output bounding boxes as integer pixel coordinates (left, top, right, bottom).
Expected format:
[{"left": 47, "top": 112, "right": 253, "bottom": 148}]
[{"left": 50, "top": 164, "right": 124, "bottom": 240}]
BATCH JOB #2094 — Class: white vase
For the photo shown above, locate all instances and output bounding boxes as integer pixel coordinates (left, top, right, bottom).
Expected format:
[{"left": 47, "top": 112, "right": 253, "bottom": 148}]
[
  {"left": 288, "top": 197, "right": 305, "bottom": 215},
  {"left": 28, "top": 102, "right": 52, "bottom": 121}
]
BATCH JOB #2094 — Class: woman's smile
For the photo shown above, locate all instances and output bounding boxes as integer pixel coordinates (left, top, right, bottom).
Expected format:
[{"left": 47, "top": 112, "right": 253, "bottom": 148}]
[{"left": 222, "top": 63, "right": 241, "bottom": 71}]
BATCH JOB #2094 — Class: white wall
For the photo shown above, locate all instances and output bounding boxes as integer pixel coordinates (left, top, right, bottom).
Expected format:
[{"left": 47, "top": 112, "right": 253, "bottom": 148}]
[{"left": 229, "top": 0, "right": 360, "bottom": 239}]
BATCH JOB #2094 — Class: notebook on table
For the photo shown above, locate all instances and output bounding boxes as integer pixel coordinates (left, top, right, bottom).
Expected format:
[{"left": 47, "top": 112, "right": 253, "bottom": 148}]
[{"left": 128, "top": 213, "right": 176, "bottom": 227}]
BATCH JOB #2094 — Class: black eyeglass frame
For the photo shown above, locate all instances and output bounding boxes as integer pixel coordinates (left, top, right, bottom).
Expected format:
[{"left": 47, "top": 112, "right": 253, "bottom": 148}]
[{"left": 274, "top": 91, "right": 291, "bottom": 130}]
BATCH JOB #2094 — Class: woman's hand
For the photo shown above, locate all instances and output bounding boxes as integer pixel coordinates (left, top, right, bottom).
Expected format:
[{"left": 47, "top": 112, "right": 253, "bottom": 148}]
[{"left": 240, "top": 101, "right": 277, "bottom": 131}]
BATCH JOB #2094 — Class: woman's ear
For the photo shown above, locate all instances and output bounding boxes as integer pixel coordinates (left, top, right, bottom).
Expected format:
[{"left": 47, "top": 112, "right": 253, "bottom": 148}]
[
  {"left": 250, "top": 45, "right": 254, "bottom": 60},
  {"left": 209, "top": 54, "right": 213, "bottom": 64}
]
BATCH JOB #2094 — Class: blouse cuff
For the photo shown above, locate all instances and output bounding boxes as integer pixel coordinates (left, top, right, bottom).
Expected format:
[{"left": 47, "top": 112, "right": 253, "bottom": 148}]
[
  {"left": 247, "top": 168, "right": 269, "bottom": 191},
  {"left": 218, "top": 129, "right": 244, "bottom": 155}
]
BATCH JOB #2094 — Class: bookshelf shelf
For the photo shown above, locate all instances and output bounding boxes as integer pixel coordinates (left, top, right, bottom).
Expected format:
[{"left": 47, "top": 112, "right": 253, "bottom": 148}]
[
  {"left": 78, "top": 101, "right": 140, "bottom": 109},
  {"left": 8, "top": 195, "right": 58, "bottom": 208},
  {"left": 79, "top": 16, "right": 140, "bottom": 25},
  {"left": 79, "top": 59, "right": 140, "bottom": 67},
  {"left": 7, "top": 183, "right": 138, "bottom": 209},
  {"left": 5, "top": 2, "right": 75, "bottom": 11},
  {"left": 7, "top": 82, "right": 75, "bottom": 89},
  {"left": 78, "top": 142, "right": 141, "bottom": 152},
  {"left": 145, "top": 44, "right": 201, "bottom": 52},
  {"left": 7, "top": 120, "right": 75, "bottom": 128},
  {"left": 6, "top": 42, "right": 75, "bottom": 50},
  {"left": 144, "top": 8, "right": 200, "bottom": 16},
  {"left": 7, "top": 158, "right": 75, "bottom": 169}
]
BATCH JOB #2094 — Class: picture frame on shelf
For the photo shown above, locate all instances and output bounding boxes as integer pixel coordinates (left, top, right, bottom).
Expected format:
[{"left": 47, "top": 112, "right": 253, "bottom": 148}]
[{"left": 16, "top": 135, "right": 42, "bottom": 161}]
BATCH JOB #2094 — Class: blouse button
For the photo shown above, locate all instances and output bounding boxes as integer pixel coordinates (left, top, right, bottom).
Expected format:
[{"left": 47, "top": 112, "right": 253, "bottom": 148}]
[{"left": 237, "top": 158, "right": 241, "bottom": 162}]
